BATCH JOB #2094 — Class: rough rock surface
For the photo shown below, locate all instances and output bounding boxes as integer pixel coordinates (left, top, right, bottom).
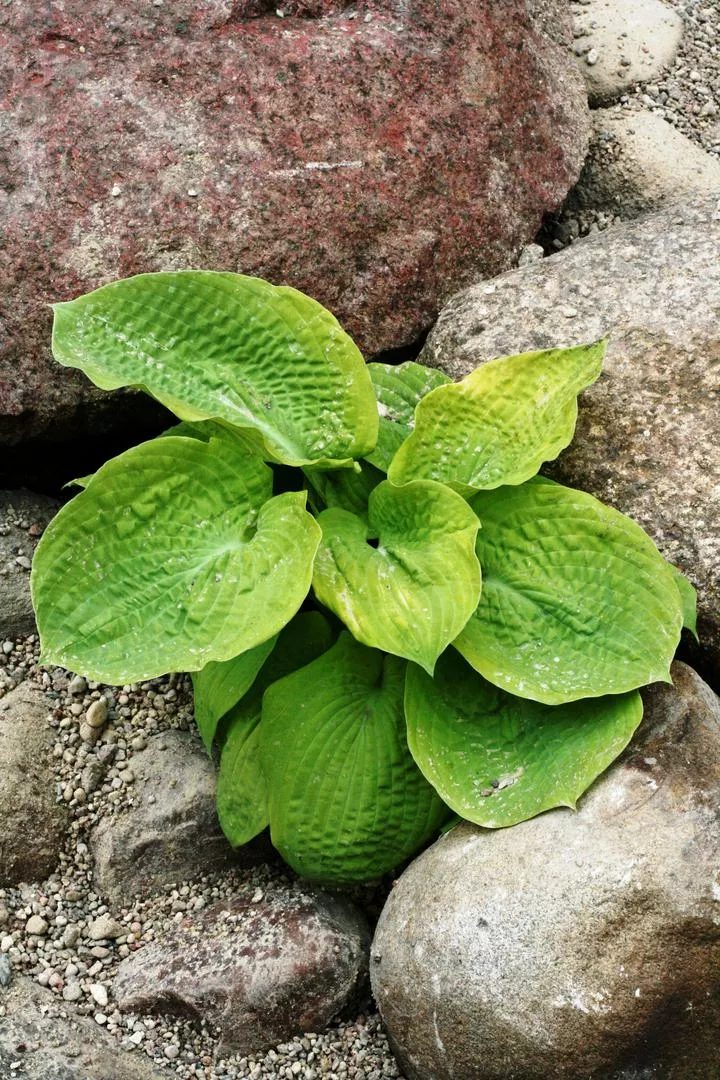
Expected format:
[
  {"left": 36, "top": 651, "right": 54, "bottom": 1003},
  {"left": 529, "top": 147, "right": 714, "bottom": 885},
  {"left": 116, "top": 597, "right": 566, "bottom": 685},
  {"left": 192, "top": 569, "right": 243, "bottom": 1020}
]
[
  {"left": 114, "top": 887, "right": 370, "bottom": 1055},
  {"left": 571, "top": 109, "right": 720, "bottom": 217},
  {"left": 421, "top": 197, "right": 720, "bottom": 683},
  {"left": 0, "top": 975, "right": 171, "bottom": 1079},
  {"left": 372, "top": 661, "right": 720, "bottom": 1080},
  {"left": 571, "top": 0, "right": 683, "bottom": 105},
  {"left": 0, "top": 0, "right": 590, "bottom": 444},
  {"left": 0, "top": 489, "right": 60, "bottom": 639},
  {"left": 0, "top": 682, "right": 70, "bottom": 886},
  {"left": 90, "top": 731, "right": 262, "bottom": 905}
]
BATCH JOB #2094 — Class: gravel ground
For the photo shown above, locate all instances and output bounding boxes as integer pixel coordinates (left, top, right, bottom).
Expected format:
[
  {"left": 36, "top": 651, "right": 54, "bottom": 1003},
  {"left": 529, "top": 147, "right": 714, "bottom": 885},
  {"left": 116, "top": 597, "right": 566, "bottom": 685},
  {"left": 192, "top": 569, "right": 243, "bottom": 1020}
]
[
  {"left": 545, "top": 0, "right": 719, "bottom": 246},
  {"left": 627, "top": 0, "right": 720, "bottom": 154},
  {"left": 0, "top": 635, "right": 401, "bottom": 1080}
]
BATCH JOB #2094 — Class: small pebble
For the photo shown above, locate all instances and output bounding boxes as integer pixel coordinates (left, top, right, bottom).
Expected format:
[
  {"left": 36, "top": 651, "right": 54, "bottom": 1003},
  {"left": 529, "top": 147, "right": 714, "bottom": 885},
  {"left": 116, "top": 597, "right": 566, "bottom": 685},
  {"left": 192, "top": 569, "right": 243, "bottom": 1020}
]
[
  {"left": 88, "top": 914, "right": 123, "bottom": 941},
  {"left": 25, "top": 915, "right": 48, "bottom": 936},
  {"left": 89, "top": 982, "right": 109, "bottom": 1008},
  {"left": 85, "top": 698, "right": 108, "bottom": 729}
]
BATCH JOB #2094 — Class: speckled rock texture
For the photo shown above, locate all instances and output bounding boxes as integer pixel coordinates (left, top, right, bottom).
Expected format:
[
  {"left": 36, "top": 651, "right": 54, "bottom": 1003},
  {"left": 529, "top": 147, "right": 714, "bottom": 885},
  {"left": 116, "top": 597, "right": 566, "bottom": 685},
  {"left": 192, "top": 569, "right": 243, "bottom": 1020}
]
[
  {"left": 572, "top": 0, "right": 683, "bottom": 105},
  {"left": 421, "top": 197, "right": 720, "bottom": 684},
  {"left": 0, "top": 489, "right": 60, "bottom": 639},
  {"left": 114, "top": 887, "right": 370, "bottom": 1055},
  {"left": 0, "top": 975, "right": 172, "bottom": 1079},
  {"left": 90, "top": 731, "right": 263, "bottom": 905},
  {"left": 0, "top": 0, "right": 590, "bottom": 445},
  {"left": 372, "top": 661, "right": 720, "bottom": 1080},
  {"left": 570, "top": 109, "right": 720, "bottom": 218},
  {"left": 0, "top": 682, "right": 70, "bottom": 887}
]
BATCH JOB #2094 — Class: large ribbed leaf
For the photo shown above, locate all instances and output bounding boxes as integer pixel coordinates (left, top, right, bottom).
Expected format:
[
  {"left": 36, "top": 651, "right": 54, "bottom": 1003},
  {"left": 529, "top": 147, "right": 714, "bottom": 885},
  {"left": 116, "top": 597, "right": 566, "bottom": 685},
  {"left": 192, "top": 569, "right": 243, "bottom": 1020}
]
[
  {"left": 216, "top": 612, "right": 335, "bottom": 848},
  {"left": 669, "top": 564, "right": 699, "bottom": 641},
  {"left": 365, "top": 361, "right": 451, "bottom": 472},
  {"left": 312, "top": 480, "right": 481, "bottom": 674},
  {"left": 261, "top": 633, "right": 448, "bottom": 883},
  {"left": 388, "top": 341, "right": 605, "bottom": 492},
  {"left": 51, "top": 271, "right": 379, "bottom": 467},
  {"left": 455, "top": 478, "right": 683, "bottom": 704},
  {"left": 406, "top": 650, "right": 643, "bottom": 828},
  {"left": 32, "top": 426, "right": 321, "bottom": 683},
  {"left": 191, "top": 636, "right": 277, "bottom": 752}
]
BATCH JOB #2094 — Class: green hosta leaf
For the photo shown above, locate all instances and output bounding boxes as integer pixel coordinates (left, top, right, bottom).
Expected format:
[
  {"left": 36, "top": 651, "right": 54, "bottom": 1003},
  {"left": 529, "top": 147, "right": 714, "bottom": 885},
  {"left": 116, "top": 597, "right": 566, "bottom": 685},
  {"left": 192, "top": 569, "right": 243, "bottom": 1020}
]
[
  {"left": 304, "top": 460, "right": 384, "bottom": 523},
  {"left": 455, "top": 478, "right": 683, "bottom": 704},
  {"left": 217, "top": 717, "right": 269, "bottom": 848},
  {"left": 52, "top": 271, "right": 378, "bottom": 467},
  {"left": 64, "top": 475, "right": 93, "bottom": 490},
  {"left": 388, "top": 341, "right": 606, "bottom": 492},
  {"left": 216, "top": 612, "right": 335, "bottom": 848},
  {"left": 191, "top": 637, "right": 277, "bottom": 752},
  {"left": 365, "top": 361, "right": 451, "bottom": 472},
  {"left": 406, "top": 650, "right": 643, "bottom": 828},
  {"left": 64, "top": 420, "right": 252, "bottom": 493},
  {"left": 312, "top": 480, "right": 481, "bottom": 674},
  {"left": 669, "top": 564, "right": 699, "bottom": 641},
  {"left": 32, "top": 427, "right": 321, "bottom": 683},
  {"left": 261, "top": 633, "right": 447, "bottom": 882}
]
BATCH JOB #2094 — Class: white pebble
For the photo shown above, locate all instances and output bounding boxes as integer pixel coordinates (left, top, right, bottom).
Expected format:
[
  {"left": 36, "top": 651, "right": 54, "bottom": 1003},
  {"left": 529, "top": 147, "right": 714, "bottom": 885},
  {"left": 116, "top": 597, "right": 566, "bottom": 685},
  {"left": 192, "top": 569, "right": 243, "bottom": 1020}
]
[{"left": 89, "top": 982, "right": 109, "bottom": 1008}]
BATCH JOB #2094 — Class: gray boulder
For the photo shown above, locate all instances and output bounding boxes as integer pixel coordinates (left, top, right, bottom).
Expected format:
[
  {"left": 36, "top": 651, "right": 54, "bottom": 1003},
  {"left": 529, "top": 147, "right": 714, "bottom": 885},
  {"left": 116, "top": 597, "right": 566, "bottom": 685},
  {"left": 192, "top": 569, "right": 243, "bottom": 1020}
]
[
  {"left": 571, "top": 0, "right": 683, "bottom": 105},
  {"left": 0, "top": 976, "right": 171, "bottom": 1080},
  {"left": 90, "top": 731, "right": 263, "bottom": 905},
  {"left": 0, "top": 683, "right": 69, "bottom": 886},
  {"left": 0, "top": 490, "right": 60, "bottom": 639},
  {"left": 371, "top": 662, "right": 720, "bottom": 1080},
  {"left": 114, "top": 885, "right": 370, "bottom": 1055},
  {"left": 570, "top": 110, "right": 720, "bottom": 218},
  {"left": 421, "top": 197, "right": 720, "bottom": 683}
]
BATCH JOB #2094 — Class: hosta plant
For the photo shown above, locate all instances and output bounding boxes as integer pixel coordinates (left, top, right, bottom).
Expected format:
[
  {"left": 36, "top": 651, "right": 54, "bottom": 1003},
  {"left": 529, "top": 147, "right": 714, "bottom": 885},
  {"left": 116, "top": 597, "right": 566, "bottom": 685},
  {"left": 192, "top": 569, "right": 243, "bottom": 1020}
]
[{"left": 31, "top": 271, "right": 696, "bottom": 884}]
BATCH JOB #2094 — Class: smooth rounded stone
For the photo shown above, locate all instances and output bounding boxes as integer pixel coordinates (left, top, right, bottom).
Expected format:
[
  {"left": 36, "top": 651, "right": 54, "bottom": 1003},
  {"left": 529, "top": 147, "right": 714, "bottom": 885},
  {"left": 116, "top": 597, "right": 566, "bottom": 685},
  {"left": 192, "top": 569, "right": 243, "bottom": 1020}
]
[
  {"left": 372, "top": 661, "right": 720, "bottom": 1080},
  {"left": 24, "top": 915, "right": 48, "bottom": 937},
  {"left": 0, "top": 683, "right": 70, "bottom": 886},
  {"left": 85, "top": 697, "right": 109, "bottom": 729},
  {"left": 0, "top": 0, "right": 589, "bottom": 446},
  {"left": 0, "top": 955, "right": 12, "bottom": 987},
  {"left": 0, "top": 490, "right": 60, "bottom": 638},
  {"left": 113, "top": 886, "right": 370, "bottom": 1055},
  {"left": 90, "top": 731, "right": 265, "bottom": 905},
  {"left": 89, "top": 982, "right": 109, "bottom": 1008},
  {"left": 570, "top": 109, "right": 720, "bottom": 217},
  {"left": 571, "top": 0, "right": 683, "bottom": 105},
  {"left": 88, "top": 914, "right": 124, "bottom": 941},
  {"left": 421, "top": 196, "right": 720, "bottom": 684},
  {"left": 0, "top": 976, "right": 171, "bottom": 1080}
]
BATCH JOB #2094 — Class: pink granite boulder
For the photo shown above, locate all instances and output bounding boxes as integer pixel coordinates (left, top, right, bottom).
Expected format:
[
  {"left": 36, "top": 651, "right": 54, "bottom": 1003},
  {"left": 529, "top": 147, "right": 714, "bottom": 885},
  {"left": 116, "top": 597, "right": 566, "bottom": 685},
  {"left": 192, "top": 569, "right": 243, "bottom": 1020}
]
[{"left": 0, "top": 0, "right": 589, "bottom": 443}]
